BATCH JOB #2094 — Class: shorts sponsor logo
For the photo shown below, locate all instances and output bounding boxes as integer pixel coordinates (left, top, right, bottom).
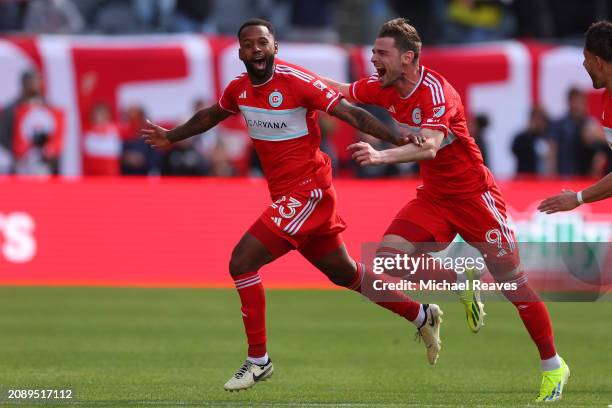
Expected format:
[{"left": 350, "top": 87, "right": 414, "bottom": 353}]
[{"left": 269, "top": 91, "right": 283, "bottom": 107}]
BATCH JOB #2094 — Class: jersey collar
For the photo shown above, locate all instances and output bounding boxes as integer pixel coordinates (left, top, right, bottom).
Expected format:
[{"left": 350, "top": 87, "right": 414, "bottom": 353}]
[{"left": 399, "top": 65, "right": 424, "bottom": 100}]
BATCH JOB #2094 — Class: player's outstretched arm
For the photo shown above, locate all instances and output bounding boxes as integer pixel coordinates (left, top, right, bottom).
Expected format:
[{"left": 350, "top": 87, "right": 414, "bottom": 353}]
[
  {"left": 320, "top": 77, "right": 356, "bottom": 103},
  {"left": 348, "top": 128, "right": 443, "bottom": 166},
  {"left": 537, "top": 172, "right": 612, "bottom": 214},
  {"left": 330, "top": 99, "right": 403, "bottom": 145},
  {"left": 142, "top": 103, "right": 231, "bottom": 148}
]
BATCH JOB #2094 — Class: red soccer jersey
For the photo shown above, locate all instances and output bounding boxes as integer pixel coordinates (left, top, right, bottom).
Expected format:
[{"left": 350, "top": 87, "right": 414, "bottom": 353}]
[
  {"left": 219, "top": 59, "right": 342, "bottom": 196},
  {"left": 602, "top": 89, "right": 612, "bottom": 150},
  {"left": 350, "top": 66, "right": 495, "bottom": 199}
]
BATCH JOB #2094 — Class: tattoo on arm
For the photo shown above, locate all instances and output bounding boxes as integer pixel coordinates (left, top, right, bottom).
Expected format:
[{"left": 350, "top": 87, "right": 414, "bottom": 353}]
[
  {"left": 331, "top": 99, "right": 400, "bottom": 145},
  {"left": 167, "top": 103, "right": 231, "bottom": 143}
]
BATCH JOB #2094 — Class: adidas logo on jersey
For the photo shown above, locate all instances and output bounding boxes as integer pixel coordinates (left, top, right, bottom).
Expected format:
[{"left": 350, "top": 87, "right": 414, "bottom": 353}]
[
  {"left": 388, "top": 105, "right": 396, "bottom": 113},
  {"left": 271, "top": 217, "right": 282, "bottom": 227},
  {"left": 239, "top": 91, "right": 247, "bottom": 99}
]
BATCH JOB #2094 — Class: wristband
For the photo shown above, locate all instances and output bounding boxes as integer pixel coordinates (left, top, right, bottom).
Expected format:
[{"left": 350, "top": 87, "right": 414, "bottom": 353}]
[{"left": 576, "top": 191, "right": 584, "bottom": 205}]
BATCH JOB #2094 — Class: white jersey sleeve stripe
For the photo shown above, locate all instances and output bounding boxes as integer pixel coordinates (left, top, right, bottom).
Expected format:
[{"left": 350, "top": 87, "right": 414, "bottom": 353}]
[
  {"left": 424, "top": 77, "right": 443, "bottom": 105},
  {"left": 425, "top": 74, "right": 446, "bottom": 103},
  {"left": 277, "top": 64, "right": 315, "bottom": 80},
  {"left": 423, "top": 81, "right": 439, "bottom": 105},
  {"left": 274, "top": 68, "right": 311, "bottom": 83},
  {"left": 276, "top": 65, "right": 314, "bottom": 81}
]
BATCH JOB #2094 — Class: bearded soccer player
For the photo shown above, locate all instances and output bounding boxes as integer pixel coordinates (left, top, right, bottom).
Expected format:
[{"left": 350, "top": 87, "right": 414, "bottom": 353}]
[
  {"left": 323, "top": 18, "right": 569, "bottom": 402},
  {"left": 539, "top": 20, "right": 612, "bottom": 214},
  {"left": 143, "top": 19, "right": 444, "bottom": 392}
]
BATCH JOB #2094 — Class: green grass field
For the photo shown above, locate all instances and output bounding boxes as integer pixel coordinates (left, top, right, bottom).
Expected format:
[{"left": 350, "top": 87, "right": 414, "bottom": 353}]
[{"left": 0, "top": 287, "right": 610, "bottom": 407}]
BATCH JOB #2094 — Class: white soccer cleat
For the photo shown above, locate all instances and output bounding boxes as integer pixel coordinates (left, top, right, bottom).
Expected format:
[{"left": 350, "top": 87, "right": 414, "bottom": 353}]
[
  {"left": 415, "top": 304, "right": 443, "bottom": 365},
  {"left": 223, "top": 358, "right": 274, "bottom": 391}
]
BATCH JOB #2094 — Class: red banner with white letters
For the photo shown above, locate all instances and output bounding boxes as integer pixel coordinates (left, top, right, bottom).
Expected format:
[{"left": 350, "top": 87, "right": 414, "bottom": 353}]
[
  {"left": 0, "top": 177, "right": 609, "bottom": 288},
  {"left": 0, "top": 35, "right": 605, "bottom": 178}
]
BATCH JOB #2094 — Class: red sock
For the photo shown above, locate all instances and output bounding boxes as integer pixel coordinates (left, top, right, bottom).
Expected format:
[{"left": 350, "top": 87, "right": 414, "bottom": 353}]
[
  {"left": 233, "top": 271, "right": 266, "bottom": 358},
  {"left": 501, "top": 273, "right": 557, "bottom": 360},
  {"left": 347, "top": 262, "right": 421, "bottom": 321},
  {"left": 376, "top": 247, "right": 458, "bottom": 282}
]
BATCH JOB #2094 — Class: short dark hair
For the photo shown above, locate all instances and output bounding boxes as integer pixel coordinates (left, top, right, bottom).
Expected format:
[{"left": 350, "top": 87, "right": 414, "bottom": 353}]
[
  {"left": 585, "top": 20, "right": 612, "bottom": 62},
  {"left": 378, "top": 18, "right": 422, "bottom": 61},
  {"left": 237, "top": 18, "right": 275, "bottom": 39},
  {"left": 567, "top": 87, "right": 584, "bottom": 102}
]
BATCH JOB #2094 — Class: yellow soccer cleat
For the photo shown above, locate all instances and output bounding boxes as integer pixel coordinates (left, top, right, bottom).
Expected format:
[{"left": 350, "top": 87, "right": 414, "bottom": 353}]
[
  {"left": 535, "top": 358, "right": 570, "bottom": 402},
  {"left": 458, "top": 267, "right": 486, "bottom": 333}
]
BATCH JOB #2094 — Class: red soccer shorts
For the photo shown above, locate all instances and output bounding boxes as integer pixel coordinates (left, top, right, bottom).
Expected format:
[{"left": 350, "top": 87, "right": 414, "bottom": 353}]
[
  {"left": 385, "top": 183, "right": 520, "bottom": 276},
  {"left": 248, "top": 185, "right": 347, "bottom": 259}
]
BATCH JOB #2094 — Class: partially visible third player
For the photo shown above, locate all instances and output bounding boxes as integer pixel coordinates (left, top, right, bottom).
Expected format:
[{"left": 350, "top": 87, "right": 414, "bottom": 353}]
[{"left": 539, "top": 20, "right": 612, "bottom": 213}]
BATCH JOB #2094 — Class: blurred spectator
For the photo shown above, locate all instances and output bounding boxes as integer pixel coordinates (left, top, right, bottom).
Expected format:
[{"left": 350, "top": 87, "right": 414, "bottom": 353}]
[
  {"left": 119, "top": 105, "right": 160, "bottom": 175},
  {"left": 467, "top": 113, "right": 490, "bottom": 167},
  {"left": 510, "top": 0, "right": 554, "bottom": 39},
  {"left": 548, "top": 87, "right": 600, "bottom": 177},
  {"left": 82, "top": 102, "right": 121, "bottom": 175},
  {"left": 0, "top": 70, "right": 44, "bottom": 173},
  {"left": 286, "top": 0, "right": 338, "bottom": 43},
  {"left": 0, "top": 0, "right": 27, "bottom": 32},
  {"left": 511, "top": 107, "right": 552, "bottom": 176},
  {"left": 170, "top": 0, "right": 216, "bottom": 33},
  {"left": 23, "top": 0, "right": 84, "bottom": 34},
  {"left": 387, "top": 0, "right": 446, "bottom": 44},
  {"left": 88, "top": 0, "right": 145, "bottom": 34},
  {"left": 160, "top": 137, "right": 209, "bottom": 176},
  {"left": 445, "top": 0, "right": 510, "bottom": 43}
]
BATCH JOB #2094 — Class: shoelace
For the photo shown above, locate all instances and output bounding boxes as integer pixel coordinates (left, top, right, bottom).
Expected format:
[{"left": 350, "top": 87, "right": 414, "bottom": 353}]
[{"left": 234, "top": 361, "right": 253, "bottom": 379}]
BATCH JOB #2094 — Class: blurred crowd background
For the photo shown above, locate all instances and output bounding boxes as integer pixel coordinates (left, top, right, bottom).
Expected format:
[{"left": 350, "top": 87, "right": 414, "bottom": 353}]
[{"left": 0, "top": 0, "right": 611, "bottom": 179}]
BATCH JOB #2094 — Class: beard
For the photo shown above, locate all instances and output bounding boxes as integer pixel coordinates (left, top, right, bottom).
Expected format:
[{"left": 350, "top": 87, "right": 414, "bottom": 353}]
[{"left": 244, "top": 54, "right": 275, "bottom": 81}]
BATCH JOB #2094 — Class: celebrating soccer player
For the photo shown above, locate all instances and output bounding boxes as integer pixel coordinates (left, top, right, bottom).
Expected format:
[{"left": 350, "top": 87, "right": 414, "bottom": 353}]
[
  {"left": 323, "top": 18, "right": 569, "bottom": 402},
  {"left": 142, "top": 19, "right": 444, "bottom": 392},
  {"left": 538, "top": 21, "right": 612, "bottom": 214}
]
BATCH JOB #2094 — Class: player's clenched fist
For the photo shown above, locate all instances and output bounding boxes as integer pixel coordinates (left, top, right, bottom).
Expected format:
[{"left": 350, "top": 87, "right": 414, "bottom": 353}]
[
  {"left": 141, "top": 119, "right": 171, "bottom": 148},
  {"left": 348, "top": 141, "right": 385, "bottom": 166}
]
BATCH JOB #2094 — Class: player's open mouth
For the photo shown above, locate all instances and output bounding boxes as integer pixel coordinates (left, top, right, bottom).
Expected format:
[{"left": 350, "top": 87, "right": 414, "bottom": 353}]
[
  {"left": 376, "top": 68, "right": 386, "bottom": 78},
  {"left": 252, "top": 57, "right": 266, "bottom": 70}
]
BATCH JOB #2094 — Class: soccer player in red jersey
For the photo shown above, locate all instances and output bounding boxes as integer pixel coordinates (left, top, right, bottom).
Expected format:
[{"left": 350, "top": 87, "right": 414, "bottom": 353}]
[
  {"left": 142, "top": 19, "right": 444, "bottom": 391},
  {"left": 539, "top": 20, "right": 612, "bottom": 213},
  {"left": 323, "top": 18, "right": 569, "bottom": 402}
]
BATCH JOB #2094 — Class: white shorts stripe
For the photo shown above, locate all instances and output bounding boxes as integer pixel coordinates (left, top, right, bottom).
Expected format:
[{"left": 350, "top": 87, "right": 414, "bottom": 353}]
[
  {"left": 287, "top": 189, "right": 322, "bottom": 235},
  {"left": 283, "top": 189, "right": 318, "bottom": 234},
  {"left": 481, "top": 193, "right": 515, "bottom": 251},
  {"left": 425, "top": 74, "right": 446, "bottom": 103},
  {"left": 484, "top": 191, "right": 516, "bottom": 251},
  {"left": 483, "top": 192, "right": 514, "bottom": 251},
  {"left": 284, "top": 189, "right": 323, "bottom": 235},
  {"left": 287, "top": 189, "right": 323, "bottom": 235}
]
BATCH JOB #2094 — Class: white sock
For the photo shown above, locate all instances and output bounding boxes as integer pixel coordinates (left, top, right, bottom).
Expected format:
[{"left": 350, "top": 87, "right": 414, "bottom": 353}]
[
  {"left": 247, "top": 353, "right": 269, "bottom": 365},
  {"left": 412, "top": 304, "right": 426, "bottom": 327},
  {"left": 540, "top": 354, "right": 562, "bottom": 371}
]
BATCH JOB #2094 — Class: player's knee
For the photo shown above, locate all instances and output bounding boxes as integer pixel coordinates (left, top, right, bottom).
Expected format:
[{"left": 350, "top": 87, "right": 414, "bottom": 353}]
[{"left": 228, "top": 249, "right": 258, "bottom": 278}]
